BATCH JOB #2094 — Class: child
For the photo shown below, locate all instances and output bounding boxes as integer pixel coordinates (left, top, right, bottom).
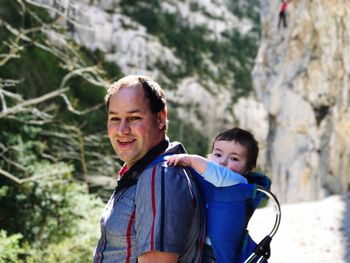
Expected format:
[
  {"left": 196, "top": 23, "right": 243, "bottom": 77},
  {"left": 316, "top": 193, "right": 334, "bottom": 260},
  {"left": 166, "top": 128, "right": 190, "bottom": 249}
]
[
  {"left": 167, "top": 127, "right": 257, "bottom": 186},
  {"left": 167, "top": 127, "right": 267, "bottom": 263}
]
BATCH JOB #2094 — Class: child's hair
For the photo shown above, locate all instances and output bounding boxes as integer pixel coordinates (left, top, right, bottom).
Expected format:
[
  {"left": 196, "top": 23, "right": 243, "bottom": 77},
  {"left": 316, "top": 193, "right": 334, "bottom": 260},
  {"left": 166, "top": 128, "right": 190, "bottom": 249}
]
[{"left": 211, "top": 127, "right": 259, "bottom": 172}]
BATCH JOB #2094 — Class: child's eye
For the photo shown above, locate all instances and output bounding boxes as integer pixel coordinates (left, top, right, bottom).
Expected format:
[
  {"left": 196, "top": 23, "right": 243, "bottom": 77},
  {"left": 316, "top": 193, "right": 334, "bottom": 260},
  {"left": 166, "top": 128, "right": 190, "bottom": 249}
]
[
  {"left": 214, "top": 153, "right": 221, "bottom": 157},
  {"left": 230, "top": 157, "right": 239, "bottom": 161}
]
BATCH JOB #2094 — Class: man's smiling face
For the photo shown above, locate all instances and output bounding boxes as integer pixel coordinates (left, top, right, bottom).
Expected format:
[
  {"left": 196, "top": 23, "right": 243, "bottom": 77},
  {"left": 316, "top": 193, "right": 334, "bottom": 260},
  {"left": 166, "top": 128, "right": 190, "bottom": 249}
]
[{"left": 107, "top": 85, "right": 165, "bottom": 168}]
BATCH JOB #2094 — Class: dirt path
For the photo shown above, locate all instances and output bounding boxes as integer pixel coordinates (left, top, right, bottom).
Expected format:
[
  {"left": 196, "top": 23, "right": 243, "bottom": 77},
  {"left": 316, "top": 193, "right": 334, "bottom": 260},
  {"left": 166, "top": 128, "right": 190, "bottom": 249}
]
[{"left": 248, "top": 193, "right": 350, "bottom": 262}]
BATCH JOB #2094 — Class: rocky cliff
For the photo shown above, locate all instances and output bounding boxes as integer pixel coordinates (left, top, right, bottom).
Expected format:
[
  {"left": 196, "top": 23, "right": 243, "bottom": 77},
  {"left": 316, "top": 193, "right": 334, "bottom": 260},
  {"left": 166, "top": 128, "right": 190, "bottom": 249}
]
[
  {"left": 28, "top": 0, "right": 260, "bottom": 140},
  {"left": 25, "top": 0, "right": 350, "bottom": 204},
  {"left": 246, "top": 0, "right": 350, "bottom": 203}
]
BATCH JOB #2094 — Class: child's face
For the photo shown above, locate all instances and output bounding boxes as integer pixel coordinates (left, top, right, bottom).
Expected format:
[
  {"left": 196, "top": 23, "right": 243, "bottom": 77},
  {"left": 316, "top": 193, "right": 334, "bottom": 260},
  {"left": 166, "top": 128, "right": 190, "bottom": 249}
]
[{"left": 210, "top": 140, "right": 249, "bottom": 174}]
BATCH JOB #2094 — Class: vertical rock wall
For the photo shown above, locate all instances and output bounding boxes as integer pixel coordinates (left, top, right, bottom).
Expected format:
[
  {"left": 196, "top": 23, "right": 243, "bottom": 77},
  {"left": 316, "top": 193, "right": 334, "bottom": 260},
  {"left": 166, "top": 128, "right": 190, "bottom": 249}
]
[
  {"left": 29, "top": 0, "right": 259, "bottom": 141},
  {"left": 252, "top": 0, "right": 350, "bottom": 203}
]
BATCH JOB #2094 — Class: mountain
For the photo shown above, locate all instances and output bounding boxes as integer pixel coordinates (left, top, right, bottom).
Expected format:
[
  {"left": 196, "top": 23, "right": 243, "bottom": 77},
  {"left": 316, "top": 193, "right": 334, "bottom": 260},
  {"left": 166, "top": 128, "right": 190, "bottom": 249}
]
[
  {"left": 30, "top": 0, "right": 261, "bottom": 140},
  {"left": 246, "top": 0, "right": 350, "bottom": 203},
  {"left": 9, "top": 0, "right": 350, "bottom": 204}
]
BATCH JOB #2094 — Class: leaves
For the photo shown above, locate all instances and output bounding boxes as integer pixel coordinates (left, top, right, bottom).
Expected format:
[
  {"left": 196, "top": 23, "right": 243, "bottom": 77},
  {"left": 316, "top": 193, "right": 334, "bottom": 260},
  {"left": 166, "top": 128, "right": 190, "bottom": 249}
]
[
  {"left": 0, "top": 1, "right": 109, "bottom": 261},
  {"left": 0, "top": 230, "right": 24, "bottom": 263}
]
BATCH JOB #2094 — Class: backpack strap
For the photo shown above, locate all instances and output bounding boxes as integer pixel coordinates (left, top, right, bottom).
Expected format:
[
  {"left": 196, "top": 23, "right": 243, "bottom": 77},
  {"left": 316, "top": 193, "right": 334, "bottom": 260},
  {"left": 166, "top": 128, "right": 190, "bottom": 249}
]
[{"left": 245, "top": 172, "right": 271, "bottom": 209}]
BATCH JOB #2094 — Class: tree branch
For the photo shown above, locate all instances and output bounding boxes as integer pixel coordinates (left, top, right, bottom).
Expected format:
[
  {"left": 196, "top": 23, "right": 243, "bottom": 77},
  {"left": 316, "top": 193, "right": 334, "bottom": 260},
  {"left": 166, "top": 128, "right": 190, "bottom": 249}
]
[
  {"left": 0, "top": 166, "right": 73, "bottom": 184},
  {"left": 24, "top": 0, "right": 95, "bottom": 31},
  {"left": 0, "top": 168, "right": 24, "bottom": 184},
  {"left": 0, "top": 87, "right": 69, "bottom": 118},
  {"left": 2, "top": 156, "right": 27, "bottom": 172},
  {"left": 60, "top": 93, "right": 104, "bottom": 115},
  {"left": 0, "top": 38, "right": 23, "bottom": 66}
]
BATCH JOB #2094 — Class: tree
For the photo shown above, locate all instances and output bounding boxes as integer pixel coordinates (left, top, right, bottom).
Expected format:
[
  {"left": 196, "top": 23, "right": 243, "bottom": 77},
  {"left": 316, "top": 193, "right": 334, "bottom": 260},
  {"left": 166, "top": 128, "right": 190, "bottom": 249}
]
[{"left": 0, "top": 1, "right": 117, "bottom": 261}]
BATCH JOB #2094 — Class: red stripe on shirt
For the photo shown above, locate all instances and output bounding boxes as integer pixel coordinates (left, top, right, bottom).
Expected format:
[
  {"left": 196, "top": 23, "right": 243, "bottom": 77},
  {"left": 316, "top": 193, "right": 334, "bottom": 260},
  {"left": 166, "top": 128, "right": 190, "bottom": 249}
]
[
  {"left": 118, "top": 164, "right": 129, "bottom": 178},
  {"left": 150, "top": 166, "right": 157, "bottom": 250},
  {"left": 126, "top": 210, "right": 136, "bottom": 263}
]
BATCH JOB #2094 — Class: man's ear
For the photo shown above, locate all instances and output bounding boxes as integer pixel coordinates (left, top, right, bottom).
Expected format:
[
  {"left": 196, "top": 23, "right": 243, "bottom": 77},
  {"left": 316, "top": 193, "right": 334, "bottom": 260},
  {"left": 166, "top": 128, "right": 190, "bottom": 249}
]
[{"left": 158, "top": 107, "right": 167, "bottom": 130}]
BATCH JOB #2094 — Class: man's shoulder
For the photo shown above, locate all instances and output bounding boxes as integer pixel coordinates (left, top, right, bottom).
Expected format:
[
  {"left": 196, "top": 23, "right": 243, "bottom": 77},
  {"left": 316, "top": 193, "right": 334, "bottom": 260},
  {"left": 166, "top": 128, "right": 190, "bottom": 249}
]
[
  {"left": 140, "top": 159, "right": 188, "bottom": 179},
  {"left": 137, "top": 159, "right": 199, "bottom": 191},
  {"left": 136, "top": 140, "right": 199, "bottom": 186},
  {"left": 138, "top": 140, "right": 188, "bottom": 175}
]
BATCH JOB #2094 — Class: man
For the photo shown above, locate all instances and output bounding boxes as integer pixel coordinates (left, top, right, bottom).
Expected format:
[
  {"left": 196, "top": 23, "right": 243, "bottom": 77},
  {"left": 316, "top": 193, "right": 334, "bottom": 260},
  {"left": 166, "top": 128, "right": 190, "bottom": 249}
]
[
  {"left": 93, "top": 75, "right": 205, "bottom": 263},
  {"left": 278, "top": 0, "right": 290, "bottom": 29}
]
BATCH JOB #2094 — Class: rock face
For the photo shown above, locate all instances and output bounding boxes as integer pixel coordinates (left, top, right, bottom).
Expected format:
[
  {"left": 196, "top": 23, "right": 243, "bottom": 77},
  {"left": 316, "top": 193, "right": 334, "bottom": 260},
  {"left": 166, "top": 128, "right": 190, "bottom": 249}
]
[
  {"left": 29, "top": 0, "right": 260, "bottom": 140},
  {"left": 27, "top": 0, "right": 350, "bottom": 203},
  {"left": 250, "top": 0, "right": 350, "bottom": 203}
]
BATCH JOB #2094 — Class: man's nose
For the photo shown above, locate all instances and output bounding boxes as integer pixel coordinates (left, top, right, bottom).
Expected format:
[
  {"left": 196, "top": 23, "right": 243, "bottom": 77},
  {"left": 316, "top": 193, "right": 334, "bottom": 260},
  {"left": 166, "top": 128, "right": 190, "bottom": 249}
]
[{"left": 118, "top": 119, "right": 131, "bottom": 135}]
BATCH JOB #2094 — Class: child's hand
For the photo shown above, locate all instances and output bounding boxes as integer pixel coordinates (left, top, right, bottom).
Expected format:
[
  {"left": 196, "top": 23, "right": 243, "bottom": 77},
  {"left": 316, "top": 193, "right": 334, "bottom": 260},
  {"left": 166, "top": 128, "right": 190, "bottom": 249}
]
[{"left": 167, "top": 154, "right": 192, "bottom": 167}]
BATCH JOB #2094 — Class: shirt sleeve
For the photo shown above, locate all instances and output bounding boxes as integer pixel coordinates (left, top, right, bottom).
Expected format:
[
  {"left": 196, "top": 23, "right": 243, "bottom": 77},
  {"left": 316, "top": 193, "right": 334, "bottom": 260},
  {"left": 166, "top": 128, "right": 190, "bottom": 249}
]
[
  {"left": 135, "top": 164, "right": 196, "bottom": 256},
  {"left": 201, "top": 160, "right": 248, "bottom": 186}
]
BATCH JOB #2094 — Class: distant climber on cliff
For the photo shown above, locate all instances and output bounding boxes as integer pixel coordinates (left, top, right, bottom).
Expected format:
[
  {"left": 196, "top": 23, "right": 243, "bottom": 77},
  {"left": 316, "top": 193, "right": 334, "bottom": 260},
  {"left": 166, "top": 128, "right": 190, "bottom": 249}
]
[{"left": 278, "top": 0, "right": 291, "bottom": 29}]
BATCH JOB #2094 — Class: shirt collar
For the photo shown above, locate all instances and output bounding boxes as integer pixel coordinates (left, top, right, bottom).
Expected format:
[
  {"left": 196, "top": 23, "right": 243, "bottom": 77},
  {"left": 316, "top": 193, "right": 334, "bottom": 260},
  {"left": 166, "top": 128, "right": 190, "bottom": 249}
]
[{"left": 115, "top": 139, "right": 169, "bottom": 191}]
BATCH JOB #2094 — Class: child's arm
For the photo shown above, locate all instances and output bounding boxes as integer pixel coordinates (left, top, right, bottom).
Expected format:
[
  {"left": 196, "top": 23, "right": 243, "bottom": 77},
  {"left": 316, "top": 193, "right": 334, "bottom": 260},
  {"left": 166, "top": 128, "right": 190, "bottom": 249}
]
[
  {"left": 167, "top": 154, "right": 247, "bottom": 186},
  {"left": 166, "top": 154, "right": 209, "bottom": 174}
]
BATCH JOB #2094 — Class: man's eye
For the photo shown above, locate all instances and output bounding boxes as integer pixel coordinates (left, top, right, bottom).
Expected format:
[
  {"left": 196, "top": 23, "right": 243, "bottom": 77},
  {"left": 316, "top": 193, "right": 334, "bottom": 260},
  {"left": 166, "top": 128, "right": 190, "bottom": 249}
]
[
  {"left": 130, "top": 116, "right": 141, "bottom": 121},
  {"left": 110, "top": 117, "right": 120, "bottom": 122}
]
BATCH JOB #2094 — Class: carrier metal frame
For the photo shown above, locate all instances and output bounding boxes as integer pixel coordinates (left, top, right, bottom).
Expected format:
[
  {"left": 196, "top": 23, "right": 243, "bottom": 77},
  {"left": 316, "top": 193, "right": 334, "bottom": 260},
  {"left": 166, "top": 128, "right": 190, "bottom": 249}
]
[{"left": 244, "top": 186, "right": 282, "bottom": 263}]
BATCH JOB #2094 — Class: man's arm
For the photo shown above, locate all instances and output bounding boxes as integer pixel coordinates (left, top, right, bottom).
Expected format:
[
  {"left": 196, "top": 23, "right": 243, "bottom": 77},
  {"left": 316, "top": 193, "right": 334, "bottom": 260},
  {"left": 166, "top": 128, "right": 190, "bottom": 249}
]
[
  {"left": 138, "top": 251, "right": 178, "bottom": 263},
  {"left": 135, "top": 164, "right": 199, "bottom": 259}
]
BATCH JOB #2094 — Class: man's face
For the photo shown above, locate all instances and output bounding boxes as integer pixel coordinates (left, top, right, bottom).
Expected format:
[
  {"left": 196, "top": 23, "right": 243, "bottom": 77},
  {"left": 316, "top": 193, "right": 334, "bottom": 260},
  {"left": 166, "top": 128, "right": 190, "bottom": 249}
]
[
  {"left": 210, "top": 140, "right": 249, "bottom": 175},
  {"left": 107, "top": 85, "right": 166, "bottom": 168}
]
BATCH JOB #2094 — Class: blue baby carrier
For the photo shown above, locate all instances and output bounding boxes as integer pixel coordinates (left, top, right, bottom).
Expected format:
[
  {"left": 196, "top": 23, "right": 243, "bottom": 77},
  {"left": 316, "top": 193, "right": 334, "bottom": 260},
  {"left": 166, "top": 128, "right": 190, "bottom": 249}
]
[
  {"left": 195, "top": 170, "right": 281, "bottom": 263},
  {"left": 149, "top": 155, "right": 281, "bottom": 263}
]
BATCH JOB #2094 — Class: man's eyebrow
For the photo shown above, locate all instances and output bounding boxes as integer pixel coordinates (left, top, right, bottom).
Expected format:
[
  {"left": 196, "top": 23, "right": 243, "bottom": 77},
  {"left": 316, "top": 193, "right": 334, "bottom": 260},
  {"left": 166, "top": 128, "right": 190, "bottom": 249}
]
[{"left": 108, "top": 109, "right": 143, "bottom": 115}]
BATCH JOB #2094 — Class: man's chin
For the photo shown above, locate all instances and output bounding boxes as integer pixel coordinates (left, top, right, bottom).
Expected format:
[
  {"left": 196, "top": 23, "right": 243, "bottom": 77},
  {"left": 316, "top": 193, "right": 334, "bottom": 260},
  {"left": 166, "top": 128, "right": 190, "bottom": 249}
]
[{"left": 116, "top": 152, "right": 138, "bottom": 166}]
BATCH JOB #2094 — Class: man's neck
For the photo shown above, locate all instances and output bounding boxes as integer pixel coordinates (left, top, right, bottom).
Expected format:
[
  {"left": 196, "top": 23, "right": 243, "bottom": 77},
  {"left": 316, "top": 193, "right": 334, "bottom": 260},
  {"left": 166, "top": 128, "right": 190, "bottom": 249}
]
[{"left": 115, "top": 139, "right": 169, "bottom": 191}]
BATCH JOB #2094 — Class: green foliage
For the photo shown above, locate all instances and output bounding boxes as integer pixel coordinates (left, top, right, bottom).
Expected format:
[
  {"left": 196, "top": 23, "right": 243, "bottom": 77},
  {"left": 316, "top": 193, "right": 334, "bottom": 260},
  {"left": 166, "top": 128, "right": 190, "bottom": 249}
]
[
  {"left": 0, "top": 0, "right": 116, "bottom": 129},
  {"left": 22, "top": 176, "right": 104, "bottom": 263},
  {"left": 0, "top": 1, "right": 262, "bottom": 261},
  {"left": 214, "top": 30, "right": 260, "bottom": 101},
  {"left": 227, "top": 0, "right": 261, "bottom": 24},
  {"left": 0, "top": 186, "right": 9, "bottom": 198},
  {"left": 119, "top": 0, "right": 260, "bottom": 101},
  {"left": 101, "top": 60, "right": 123, "bottom": 81},
  {"left": 2, "top": 46, "right": 65, "bottom": 99},
  {"left": 2, "top": 163, "right": 72, "bottom": 243},
  {"left": 0, "top": 2, "right": 110, "bottom": 261},
  {"left": 120, "top": 1, "right": 210, "bottom": 78},
  {"left": 0, "top": 1, "right": 64, "bottom": 99},
  {"left": 167, "top": 107, "right": 209, "bottom": 156},
  {"left": 0, "top": 142, "right": 104, "bottom": 262},
  {"left": 0, "top": 116, "right": 106, "bottom": 263},
  {"left": 0, "top": 230, "right": 24, "bottom": 263},
  {"left": 78, "top": 47, "right": 123, "bottom": 82}
]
